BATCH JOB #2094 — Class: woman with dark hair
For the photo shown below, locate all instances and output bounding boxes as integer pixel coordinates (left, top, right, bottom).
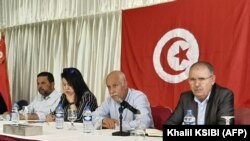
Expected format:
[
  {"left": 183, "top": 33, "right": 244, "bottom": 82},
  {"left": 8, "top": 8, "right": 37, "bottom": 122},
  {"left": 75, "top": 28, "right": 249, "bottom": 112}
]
[{"left": 47, "top": 67, "right": 98, "bottom": 122}]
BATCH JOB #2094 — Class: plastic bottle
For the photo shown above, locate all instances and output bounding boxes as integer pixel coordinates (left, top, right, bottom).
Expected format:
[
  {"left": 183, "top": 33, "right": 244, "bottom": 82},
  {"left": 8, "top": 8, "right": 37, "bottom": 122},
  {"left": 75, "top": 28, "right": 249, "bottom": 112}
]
[
  {"left": 183, "top": 109, "right": 196, "bottom": 125},
  {"left": 11, "top": 102, "right": 19, "bottom": 125},
  {"left": 55, "top": 104, "right": 64, "bottom": 129},
  {"left": 83, "top": 106, "right": 93, "bottom": 133}
]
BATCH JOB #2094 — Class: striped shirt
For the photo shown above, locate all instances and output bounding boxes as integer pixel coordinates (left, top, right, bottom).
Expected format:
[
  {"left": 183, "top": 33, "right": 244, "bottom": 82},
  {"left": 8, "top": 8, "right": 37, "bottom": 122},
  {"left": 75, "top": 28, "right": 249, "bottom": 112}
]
[{"left": 56, "top": 91, "right": 98, "bottom": 122}]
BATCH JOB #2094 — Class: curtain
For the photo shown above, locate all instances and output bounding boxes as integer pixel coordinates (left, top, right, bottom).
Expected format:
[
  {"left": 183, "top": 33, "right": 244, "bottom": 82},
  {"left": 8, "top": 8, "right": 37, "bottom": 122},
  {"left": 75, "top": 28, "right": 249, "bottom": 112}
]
[
  {"left": 0, "top": 0, "right": 172, "bottom": 105},
  {"left": 0, "top": 0, "right": 171, "bottom": 28},
  {"left": 5, "top": 11, "right": 121, "bottom": 105}
]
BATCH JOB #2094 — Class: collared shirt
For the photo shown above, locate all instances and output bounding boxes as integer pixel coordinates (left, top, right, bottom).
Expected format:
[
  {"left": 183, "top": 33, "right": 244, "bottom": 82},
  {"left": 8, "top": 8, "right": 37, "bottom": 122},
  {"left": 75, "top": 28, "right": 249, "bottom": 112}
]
[
  {"left": 194, "top": 92, "right": 211, "bottom": 125},
  {"left": 93, "top": 88, "right": 154, "bottom": 131},
  {"left": 28, "top": 90, "right": 62, "bottom": 120}
]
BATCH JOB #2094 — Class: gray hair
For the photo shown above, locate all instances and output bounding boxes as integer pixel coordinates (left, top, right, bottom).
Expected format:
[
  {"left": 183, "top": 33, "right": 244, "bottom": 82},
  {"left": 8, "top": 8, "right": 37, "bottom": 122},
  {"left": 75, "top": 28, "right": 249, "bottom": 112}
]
[{"left": 189, "top": 61, "right": 214, "bottom": 75}]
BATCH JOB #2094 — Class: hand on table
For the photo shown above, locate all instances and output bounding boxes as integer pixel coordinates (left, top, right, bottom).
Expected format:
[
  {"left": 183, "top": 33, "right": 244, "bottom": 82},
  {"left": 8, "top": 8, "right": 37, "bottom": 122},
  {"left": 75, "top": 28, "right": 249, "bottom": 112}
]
[{"left": 102, "top": 118, "right": 119, "bottom": 129}]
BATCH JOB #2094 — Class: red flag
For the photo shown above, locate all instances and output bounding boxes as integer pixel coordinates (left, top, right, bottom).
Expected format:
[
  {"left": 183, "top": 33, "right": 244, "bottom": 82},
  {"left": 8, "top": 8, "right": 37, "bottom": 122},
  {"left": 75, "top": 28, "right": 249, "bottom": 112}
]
[
  {"left": 121, "top": 0, "right": 250, "bottom": 109},
  {"left": 0, "top": 33, "right": 12, "bottom": 111}
]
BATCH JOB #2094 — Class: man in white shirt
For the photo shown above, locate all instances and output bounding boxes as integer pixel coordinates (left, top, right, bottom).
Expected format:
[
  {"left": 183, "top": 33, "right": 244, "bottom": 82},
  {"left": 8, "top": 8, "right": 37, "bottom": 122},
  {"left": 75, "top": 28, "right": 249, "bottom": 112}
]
[
  {"left": 93, "top": 71, "right": 154, "bottom": 131},
  {"left": 20, "top": 72, "right": 61, "bottom": 121}
]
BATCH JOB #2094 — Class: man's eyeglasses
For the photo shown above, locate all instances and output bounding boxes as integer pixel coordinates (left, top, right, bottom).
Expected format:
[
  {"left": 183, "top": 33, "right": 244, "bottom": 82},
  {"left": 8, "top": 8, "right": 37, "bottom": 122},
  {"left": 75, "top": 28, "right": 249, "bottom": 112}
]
[
  {"left": 63, "top": 68, "right": 76, "bottom": 75},
  {"left": 188, "top": 75, "right": 213, "bottom": 84}
]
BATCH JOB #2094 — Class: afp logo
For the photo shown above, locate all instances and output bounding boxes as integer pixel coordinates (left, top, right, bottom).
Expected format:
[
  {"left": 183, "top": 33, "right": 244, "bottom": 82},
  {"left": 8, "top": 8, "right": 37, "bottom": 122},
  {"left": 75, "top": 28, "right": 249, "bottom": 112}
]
[{"left": 153, "top": 28, "right": 199, "bottom": 83}]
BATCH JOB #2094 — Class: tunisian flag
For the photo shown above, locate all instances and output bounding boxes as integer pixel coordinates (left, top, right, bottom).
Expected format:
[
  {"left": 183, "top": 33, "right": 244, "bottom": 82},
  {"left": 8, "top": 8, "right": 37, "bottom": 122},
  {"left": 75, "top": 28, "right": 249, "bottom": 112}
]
[
  {"left": 0, "top": 33, "right": 11, "bottom": 111},
  {"left": 121, "top": 0, "right": 250, "bottom": 110}
]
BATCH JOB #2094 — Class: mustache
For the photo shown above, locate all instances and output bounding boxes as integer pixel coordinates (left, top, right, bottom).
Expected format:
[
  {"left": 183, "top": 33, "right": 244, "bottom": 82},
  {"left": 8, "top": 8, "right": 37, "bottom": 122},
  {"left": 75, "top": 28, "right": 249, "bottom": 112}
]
[
  {"left": 110, "top": 93, "right": 122, "bottom": 103},
  {"left": 110, "top": 93, "right": 118, "bottom": 97}
]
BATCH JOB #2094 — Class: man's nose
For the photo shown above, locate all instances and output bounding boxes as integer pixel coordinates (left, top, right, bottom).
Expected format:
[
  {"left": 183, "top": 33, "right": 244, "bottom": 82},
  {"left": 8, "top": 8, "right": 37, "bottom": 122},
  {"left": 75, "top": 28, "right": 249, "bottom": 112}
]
[
  {"left": 194, "top": 80, "right": 201, "bottom": 86},
  {"left": 109, "top": 87, "right": 116, "bottom": 94}
]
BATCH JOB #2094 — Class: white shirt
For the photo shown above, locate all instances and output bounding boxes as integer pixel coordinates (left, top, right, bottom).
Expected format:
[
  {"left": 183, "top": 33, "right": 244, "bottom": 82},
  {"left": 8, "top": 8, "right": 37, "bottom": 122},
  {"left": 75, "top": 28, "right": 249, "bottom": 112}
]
[
  {"left": 194, "top": 92, "right": 210, "bottom": 125},
  {"left": 28, "top": 90, "right": 62, "bottom": 120},
  {"left": 93, "top": 88, "right": 154, "bottom": 131}
]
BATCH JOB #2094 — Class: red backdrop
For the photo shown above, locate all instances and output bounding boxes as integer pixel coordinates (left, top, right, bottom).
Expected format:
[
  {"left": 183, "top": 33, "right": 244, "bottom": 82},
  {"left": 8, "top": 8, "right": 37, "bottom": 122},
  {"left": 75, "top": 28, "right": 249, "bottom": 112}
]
[
  {"left": 0, "top": 33, "right": 11, "bottom": 111},
  {"left": 121, "top": 0, "right": 250, "bottom": 110}
]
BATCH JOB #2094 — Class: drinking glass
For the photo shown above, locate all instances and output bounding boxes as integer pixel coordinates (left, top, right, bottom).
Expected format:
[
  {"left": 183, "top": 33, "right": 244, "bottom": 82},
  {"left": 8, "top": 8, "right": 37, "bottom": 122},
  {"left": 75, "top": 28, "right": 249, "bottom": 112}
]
[
  {"left": 134, "top": 129, "right": 145, "bottom": 141},
  {"left": 67, "top": 108, "right": 77, "bottom": 130},
  {"left": 92, "top": 111, "right": 103, "bottom": 135},
  {"left": 134, "top": 114, "right": 146, "bottom": 141},
  {"left": 95, "top": 117, "right": 103, "bottom": 130},
  {"left": 221, "top": 116, "right": 234, "bottom": 125},
  {"left": 22, "top": 106, "right": 29, "bottom": 124}
]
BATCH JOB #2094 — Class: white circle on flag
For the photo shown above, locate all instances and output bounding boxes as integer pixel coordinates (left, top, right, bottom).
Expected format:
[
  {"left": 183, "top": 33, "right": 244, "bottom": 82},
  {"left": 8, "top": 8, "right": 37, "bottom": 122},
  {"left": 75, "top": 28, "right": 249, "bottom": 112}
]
[
  {"left": 153, "top": 28, "right": 199, "bottom": 83},
  {"left": 0, "top": 51, "right": 3, "bottom": 59}
]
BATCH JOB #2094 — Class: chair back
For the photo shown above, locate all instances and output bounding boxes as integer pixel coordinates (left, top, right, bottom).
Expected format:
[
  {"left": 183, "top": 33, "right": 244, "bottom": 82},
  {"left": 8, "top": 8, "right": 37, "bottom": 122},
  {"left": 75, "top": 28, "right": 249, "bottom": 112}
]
[
  {"left": 17, "top": 100, "right": 29, "bottom": 111},
  {"left": 235, "top": 108, "right": 250, "bottom": 125},
  {"left": 151, "top": 106, "right": 172, "bottom": 130}
]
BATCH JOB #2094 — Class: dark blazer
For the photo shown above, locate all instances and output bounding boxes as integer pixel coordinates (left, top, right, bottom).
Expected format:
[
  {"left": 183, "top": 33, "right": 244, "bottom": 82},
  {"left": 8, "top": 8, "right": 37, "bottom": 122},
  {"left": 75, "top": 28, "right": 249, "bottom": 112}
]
[
  {"left": 166, "top": 83, "right": 234, "bottom": 125},
  {"left": 0, "top": 93, "right": 8, "bottom": 114}
]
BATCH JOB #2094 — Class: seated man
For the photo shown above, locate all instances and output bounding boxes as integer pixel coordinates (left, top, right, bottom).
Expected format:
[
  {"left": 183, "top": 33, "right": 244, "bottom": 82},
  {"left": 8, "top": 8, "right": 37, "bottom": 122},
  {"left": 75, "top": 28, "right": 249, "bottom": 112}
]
[
  {"left": 93, "top": 71, "right": 154, "bottom": 130},
  {"left": 166, "top": 61, "right": 234, "bottom": 125},
  {"left": 20, "top": 72, "right": 61, "bottom": 121}
]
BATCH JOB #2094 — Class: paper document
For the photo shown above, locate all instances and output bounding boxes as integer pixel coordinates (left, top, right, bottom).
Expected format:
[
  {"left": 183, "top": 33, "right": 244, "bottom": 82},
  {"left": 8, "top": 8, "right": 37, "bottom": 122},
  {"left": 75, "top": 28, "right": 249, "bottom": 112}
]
[{"left": 145, "top": 128, "right": 163, "bottom": 137}]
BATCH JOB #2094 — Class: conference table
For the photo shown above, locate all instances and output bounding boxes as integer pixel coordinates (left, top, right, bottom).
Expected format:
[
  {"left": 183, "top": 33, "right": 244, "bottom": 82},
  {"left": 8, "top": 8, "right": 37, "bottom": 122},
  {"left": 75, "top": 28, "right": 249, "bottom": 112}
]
[{"left": 0, "top": 120, "right": 162, "bottom": 141}]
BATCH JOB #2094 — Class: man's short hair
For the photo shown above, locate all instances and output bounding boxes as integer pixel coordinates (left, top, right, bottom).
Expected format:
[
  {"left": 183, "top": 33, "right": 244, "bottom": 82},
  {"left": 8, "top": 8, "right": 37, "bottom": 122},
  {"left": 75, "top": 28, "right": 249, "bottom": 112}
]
[
  {"left": 37, "top": 72, "right": 54, "bottom": 83},
  {"left": 190, "top": 61, "right": 214, "bottom": 74}
]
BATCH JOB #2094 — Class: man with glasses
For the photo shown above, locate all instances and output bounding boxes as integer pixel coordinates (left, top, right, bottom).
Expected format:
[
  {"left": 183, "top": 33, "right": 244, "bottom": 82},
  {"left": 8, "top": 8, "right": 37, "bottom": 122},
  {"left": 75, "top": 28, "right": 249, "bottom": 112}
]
[{"left": 166, "top": 61, "right": 234, "bottom": 125}]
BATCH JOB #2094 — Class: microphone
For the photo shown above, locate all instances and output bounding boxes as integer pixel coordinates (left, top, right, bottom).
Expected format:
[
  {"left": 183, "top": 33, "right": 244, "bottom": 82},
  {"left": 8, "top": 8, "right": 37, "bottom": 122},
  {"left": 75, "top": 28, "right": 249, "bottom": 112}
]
[{"left": 117, "top": 98, "right": 140, "bottom": 114}]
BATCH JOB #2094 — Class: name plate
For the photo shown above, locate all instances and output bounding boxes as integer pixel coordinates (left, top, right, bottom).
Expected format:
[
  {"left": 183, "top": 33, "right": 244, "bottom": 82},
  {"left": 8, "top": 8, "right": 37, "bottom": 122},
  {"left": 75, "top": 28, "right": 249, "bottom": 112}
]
[{"left": 3, "top": 124, "right": 43, "bottom": 136}]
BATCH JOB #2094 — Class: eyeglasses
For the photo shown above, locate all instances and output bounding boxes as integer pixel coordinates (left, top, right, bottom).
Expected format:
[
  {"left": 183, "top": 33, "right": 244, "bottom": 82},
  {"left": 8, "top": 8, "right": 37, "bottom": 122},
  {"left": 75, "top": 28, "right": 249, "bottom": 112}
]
[
  {"left": 63, "top": 68, "right": 76, "bottom": 75},
  {"left": 188, "top": 75, "right": 213, "bottom": 84}
]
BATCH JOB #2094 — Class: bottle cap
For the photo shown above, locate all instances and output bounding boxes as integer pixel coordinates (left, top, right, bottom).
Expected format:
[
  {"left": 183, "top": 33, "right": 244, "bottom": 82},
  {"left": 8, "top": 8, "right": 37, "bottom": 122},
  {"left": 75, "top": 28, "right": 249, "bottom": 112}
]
[{"left": 187, "top": 109, "right": 192, "bottom": 114}]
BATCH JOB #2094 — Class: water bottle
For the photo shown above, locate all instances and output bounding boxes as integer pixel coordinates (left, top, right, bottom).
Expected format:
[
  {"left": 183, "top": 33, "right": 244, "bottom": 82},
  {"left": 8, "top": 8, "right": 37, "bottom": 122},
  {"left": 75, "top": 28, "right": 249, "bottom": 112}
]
[
  {"left": 11, "top": 102, "right": 19, "bottom": 125},
  {"left": 83, "top": 106, "right": 93, "bottom": 133},
  {"left": 55, "top": 104, "right": 64, "bottom": 129},
  {"left": 183, "top": 109, "right": 196, "bottom": 125}
]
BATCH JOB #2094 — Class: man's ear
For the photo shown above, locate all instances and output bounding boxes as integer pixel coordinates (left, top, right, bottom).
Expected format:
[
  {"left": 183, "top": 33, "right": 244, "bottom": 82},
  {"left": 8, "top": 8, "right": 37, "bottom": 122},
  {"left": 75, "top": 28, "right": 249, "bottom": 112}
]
[{"left": 212, "top": 75, "right": 216, "bottom": 85}]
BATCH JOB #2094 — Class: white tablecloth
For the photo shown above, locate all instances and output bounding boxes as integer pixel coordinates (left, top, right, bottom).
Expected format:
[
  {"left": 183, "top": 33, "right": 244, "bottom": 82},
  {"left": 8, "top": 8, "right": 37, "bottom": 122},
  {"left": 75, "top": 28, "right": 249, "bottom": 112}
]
[{"left": 0, "top": 121, "right": 162, "bottom": 141}]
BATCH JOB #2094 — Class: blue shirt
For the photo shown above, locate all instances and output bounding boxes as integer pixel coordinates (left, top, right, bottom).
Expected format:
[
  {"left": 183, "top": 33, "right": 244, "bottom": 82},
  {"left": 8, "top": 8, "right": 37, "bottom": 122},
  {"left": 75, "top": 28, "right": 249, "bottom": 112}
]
[
  {"left": 93, "top": 88, "right": 154, "bottom": 130},
  {"left": 194, "top": 92, "right": 210, "bottom": 125}
]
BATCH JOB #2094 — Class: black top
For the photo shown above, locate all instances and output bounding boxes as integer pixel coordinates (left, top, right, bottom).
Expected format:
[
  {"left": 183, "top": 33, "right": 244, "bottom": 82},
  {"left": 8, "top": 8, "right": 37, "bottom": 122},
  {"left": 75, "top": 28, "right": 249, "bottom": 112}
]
[
  {"left": 0, "top": 93, "right": 8, "bottom": 114},
  {"left": 54, "top": 91, "right": 98, "bottom": 122}
]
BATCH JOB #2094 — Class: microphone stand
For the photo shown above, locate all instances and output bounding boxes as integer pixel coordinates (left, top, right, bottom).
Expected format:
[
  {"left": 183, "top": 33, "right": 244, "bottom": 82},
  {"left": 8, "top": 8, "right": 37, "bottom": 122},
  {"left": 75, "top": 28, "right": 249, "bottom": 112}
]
[{"left": 112, "top": 106, "right": 130, "bottom": 136}]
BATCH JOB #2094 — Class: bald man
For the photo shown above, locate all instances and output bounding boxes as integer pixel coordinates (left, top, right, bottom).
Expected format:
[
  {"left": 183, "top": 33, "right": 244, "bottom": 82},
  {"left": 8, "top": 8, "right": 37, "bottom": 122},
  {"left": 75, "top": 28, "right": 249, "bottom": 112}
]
[
  {"left": 93, "top": 71, "right": 154, "bottom": 130},
  {"left": 166, "top": 61, "right": 234, "bottom": 125}
]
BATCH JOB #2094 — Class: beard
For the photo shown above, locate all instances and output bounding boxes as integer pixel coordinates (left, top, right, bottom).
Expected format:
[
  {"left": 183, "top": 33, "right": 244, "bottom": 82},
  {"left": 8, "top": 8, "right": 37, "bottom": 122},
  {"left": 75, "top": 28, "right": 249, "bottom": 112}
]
[{"left": 38, "top": 88, "right": 50, "bottom": 97}]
